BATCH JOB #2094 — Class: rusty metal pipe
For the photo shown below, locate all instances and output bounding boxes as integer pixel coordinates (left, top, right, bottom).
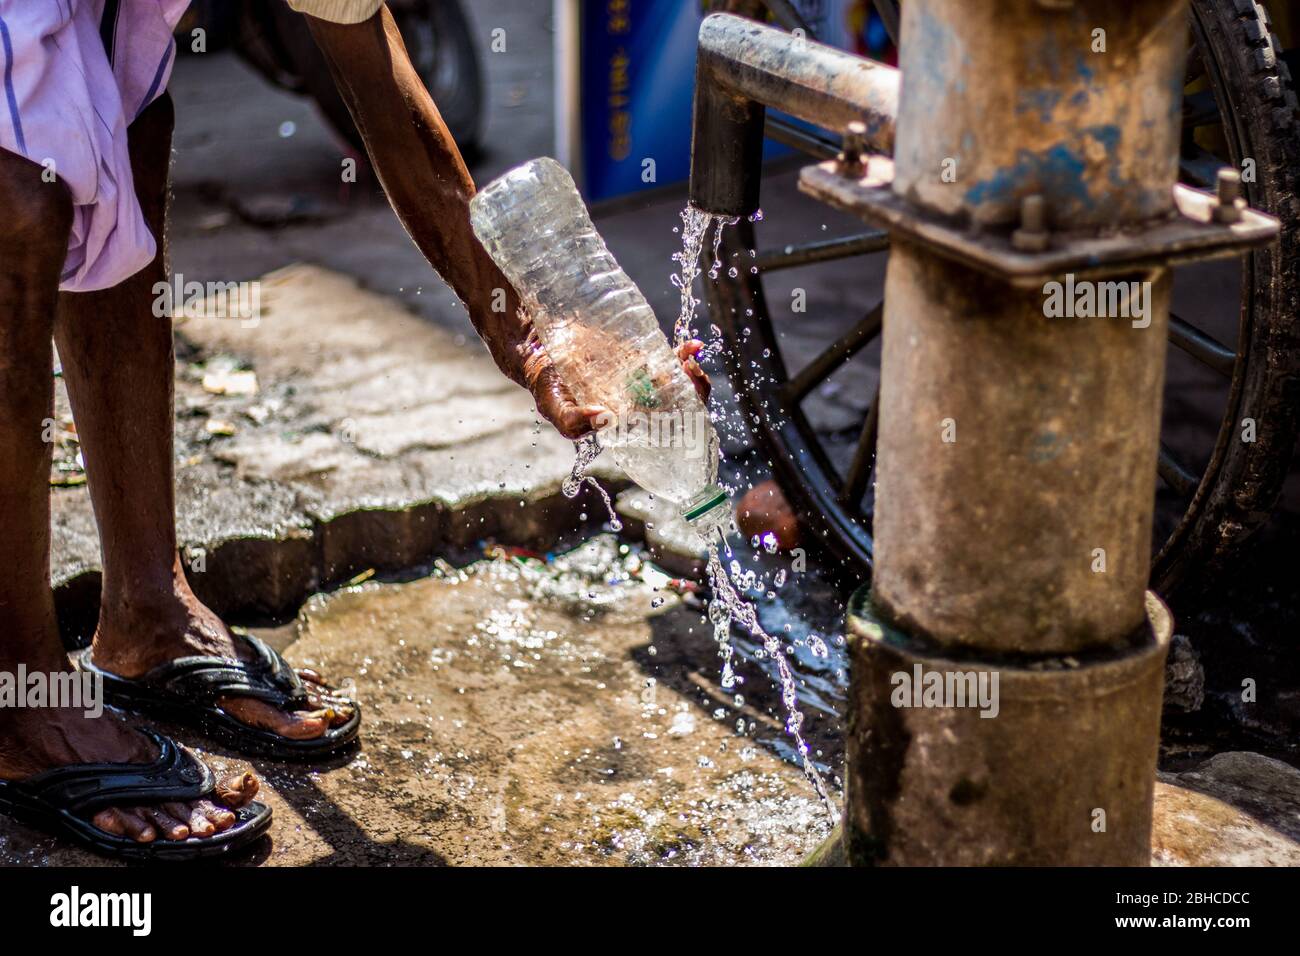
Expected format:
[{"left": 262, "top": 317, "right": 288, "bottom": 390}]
[
  {"left": 838, "top": 0, "right": 1199, "bottom": 866},
  {"left": 689, "top": 13, "right": 899, "bottom": 217},
  {"left": 890, "top": 0, "right": 1188, "bottom": 228},
  {"left": 874, "top": 0, "right": 1190, "bottom": 654}
]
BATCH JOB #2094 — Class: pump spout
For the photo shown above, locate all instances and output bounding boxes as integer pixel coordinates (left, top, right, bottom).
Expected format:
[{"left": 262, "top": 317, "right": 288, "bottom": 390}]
[{"left": 688, "top": 13, "right": 899, "bottom": 218}]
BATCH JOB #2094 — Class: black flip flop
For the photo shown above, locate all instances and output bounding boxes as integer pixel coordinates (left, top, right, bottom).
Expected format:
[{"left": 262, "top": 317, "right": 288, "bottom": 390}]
[
  {"left": 0, "top": 729, "right": 271, "bottom": 862},
  {"left": 75, "top": 632, "right": 361, "bottom": 761}
]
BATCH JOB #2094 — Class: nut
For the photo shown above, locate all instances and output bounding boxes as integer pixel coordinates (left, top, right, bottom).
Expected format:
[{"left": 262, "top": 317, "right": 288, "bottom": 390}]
[
  {"left": 1011, "top": 194, "right": 1051, "bottom": 252},
  {"left": 1212, "top": 168, "right": 1245, "bottom": 224},
  {"left": 836, "top": 121, "right": 868, "bottom": 179}
]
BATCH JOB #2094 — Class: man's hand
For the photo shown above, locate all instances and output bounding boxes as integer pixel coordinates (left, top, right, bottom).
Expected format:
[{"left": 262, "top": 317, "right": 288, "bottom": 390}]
[
  {"left": 302, "top": 8, "right": 711, "bottom": 442},
  {"left": 521, "top": 346, "right": 605, "bottom": 441},
  {"left": 523, "top": 337, "right": 713, "bottom": 441},
  {"left": 677, "top": 339, "right": 712, "bottom": 404}
]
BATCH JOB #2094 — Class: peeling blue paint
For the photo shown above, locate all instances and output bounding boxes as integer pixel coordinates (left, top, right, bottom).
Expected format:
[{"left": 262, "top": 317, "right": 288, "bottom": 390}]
[
  {"left": 1074, "top": 53, "right": 1095, "bottom": 84},
  {"left": 1085, "top": 124, "right": 1121, "bottom": 151},
  {"left": 962, "top": 125, "right": 1128, "bottom": 216},
  {"left": 964, "top": 144, "right": 1091, "bottom": 210},
  {"left": 1017, "top": 87, "right": 1063, "bottom": 123},
  {"left": 1028, "top": 431, "right": 1068, "bottom": 464}
]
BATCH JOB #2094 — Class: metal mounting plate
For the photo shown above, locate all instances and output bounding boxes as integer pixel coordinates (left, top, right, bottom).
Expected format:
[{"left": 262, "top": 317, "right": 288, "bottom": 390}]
[{"left": 799, "top": 157, "right": 1280, "bottom": 287}]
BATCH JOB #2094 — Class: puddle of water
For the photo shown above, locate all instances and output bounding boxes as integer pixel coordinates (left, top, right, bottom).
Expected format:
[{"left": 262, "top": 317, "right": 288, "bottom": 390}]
[{"left": 256, "top": 534, "right": 836, "bottom": 866}]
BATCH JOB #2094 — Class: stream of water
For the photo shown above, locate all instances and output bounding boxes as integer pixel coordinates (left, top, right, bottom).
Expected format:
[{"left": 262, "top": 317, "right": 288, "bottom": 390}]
[
  {"left": 563, "top": 433, "right": 622, "bottom": 531},
  {"left": 671, "top": 205, "right": 837, "bottom": 821},
  {"left": 563, "top": 203, "right": 837, "bottom": 822}
]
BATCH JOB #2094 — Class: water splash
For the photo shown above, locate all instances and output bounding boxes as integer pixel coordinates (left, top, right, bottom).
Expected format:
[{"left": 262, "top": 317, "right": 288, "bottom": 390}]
[
  {"left": 563, "top": 433, "right": 622, "bottom": 531},
  {"left": 671, "top": 204, "right": 737, "bottom": 346},
  {"left": 704, "top": 538, "right": 838, "bottom": 822},
  {"left": 556, "top": 205, "right": 835, "bottom": 820},
  {"left": 563, "top": 203, "right": 732, "bottom": 535},
  {"left": 671, "top": 205, "right": 837, "bottom": 821}
]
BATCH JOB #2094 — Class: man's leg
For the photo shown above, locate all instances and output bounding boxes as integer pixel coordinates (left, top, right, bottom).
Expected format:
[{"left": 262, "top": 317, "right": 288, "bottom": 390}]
[
  {"left": 0, "top": 152, "right": 74, "bottom": 682},
  {"left": 53, "top": 94, "right": 347, "bottom": 740},
  {"left": 0, "top": 146, "right": 254, "bottom": 842}
]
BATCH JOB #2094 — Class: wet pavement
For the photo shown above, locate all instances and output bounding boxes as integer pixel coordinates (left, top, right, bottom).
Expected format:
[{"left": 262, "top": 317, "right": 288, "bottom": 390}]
[
  {"left": 50, "top": 263, "right": 624, "bottom": 637},
  {"left": 8, "top": 538, "right": 833, "bottom": 866},
  {"left": 10, "top": 528, "right": 1296, "bottom": 866}
]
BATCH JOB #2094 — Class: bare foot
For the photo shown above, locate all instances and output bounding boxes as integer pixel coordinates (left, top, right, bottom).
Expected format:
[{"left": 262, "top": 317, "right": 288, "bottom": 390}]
[{"left": 0, "top": 700, "right": 257, "bottom": 843}]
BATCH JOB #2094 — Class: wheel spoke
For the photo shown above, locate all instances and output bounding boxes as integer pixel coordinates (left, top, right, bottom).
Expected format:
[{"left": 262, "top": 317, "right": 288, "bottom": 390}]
[
  {"left": 1179, "top": 142, "right": 1223, "bottom": 188},
  {"left": 764, "top": 115, "right": 840, "bottom": 160},
  {"left": 1168, "top": 313, "right": 1236, "bottom": 376},
  {"left": 840, "top": 385, "right": 881, "bottom": 506},
  {"left": 1157, "top": 443, "right": 1199, "bottom": 497},
  {"left": 1184, "top": 45, "right": 1206, "bottom": 85},
  {"left": 755, "top": 231, "right": 890, "bottom": 272},
  {"left": 784, "top": 301, "right": 884, "bottom": 402}
]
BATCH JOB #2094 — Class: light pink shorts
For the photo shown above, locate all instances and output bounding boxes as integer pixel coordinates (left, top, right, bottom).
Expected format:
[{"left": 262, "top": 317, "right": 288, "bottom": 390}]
[{"left": 0, "top": 1, "right": 190, "bottom": 292}]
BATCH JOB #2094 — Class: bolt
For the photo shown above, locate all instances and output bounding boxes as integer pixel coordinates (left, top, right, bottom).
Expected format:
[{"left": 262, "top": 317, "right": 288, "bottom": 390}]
[
  {"left": 837, "top": 121, "right": 868, "bottom": 179},
  {"left": 1011, "top": 194, "right": 1051, "bottom": 252},
  {"left": 1213, "top": 168, "right": 1244, "bottom": 224}
]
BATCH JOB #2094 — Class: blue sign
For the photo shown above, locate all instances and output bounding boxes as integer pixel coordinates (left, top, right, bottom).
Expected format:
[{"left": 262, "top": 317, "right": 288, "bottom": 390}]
[{"left": 559, "top": 0, "right": 886, "bottom": 204}]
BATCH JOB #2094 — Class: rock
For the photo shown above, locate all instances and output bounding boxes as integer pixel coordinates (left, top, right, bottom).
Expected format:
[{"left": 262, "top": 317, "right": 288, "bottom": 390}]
[
  {"left": 1163, "top": 633, "right": 1205, "bottom": 713},
  {"left": 1153, "top": 752, "right": 1300, "bottom": 865},
  {"left": 1167, "top": 751, "right": 1300, "bottom": 840},
  {"left": 736, "top": 479, "right": 800, "bottom": 551}
]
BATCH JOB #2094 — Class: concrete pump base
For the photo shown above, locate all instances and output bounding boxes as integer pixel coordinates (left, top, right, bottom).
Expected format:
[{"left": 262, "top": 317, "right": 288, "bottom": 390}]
[{"left": 842, "top": 586, "right": 1172, "bottom": 865}]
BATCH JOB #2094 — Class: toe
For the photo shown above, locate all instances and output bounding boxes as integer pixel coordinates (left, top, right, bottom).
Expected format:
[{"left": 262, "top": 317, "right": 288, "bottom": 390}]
[
  {"left": 162, "top": 801, "right": 198, "bottom": 827},
  {"left": 185, "top": 804, "right": 216, "bottom": 837},
  {"left": 217, "top": 696, "right": 328, "bottom": 739},
  {"left": 117, "top": 808, "right": 157, "bottom": 843},
  {"left": 139, "top": 806, "right": 190, "bottom": 841},
  {"left": 197, "top": 799, "right": 236, "bottom": 832},
  {"left": 215, "top": 771, "right": 259, "bottom": 808},
  {"left": 306, "top": 695, "right": 356, "bottom": 727},
  {"left": 92, "top": 807, "right": 129, "bottom": 838}
]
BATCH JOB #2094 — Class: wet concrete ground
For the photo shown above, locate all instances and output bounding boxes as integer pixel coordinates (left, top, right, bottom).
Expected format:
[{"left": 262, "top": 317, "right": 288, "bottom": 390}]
[
  {"left": 11, "top": 527, "right": 1298, "bottom": 866},
  {"left": 6, "top": 539, "right": 832, "bottom": 866},
  {"left": 244, "top": 537, "right": 832, "bottom": 866}
]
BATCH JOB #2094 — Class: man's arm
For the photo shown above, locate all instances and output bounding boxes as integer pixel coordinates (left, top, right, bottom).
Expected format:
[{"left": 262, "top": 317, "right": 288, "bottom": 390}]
[{"left": 301, "top": 5, "right": 599, "bottom": 438}]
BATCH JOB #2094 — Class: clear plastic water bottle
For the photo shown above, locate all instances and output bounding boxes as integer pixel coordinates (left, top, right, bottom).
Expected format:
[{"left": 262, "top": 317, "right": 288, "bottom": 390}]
[{"left": 470, "top": 158, "right": 731, "bottom": 539}]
